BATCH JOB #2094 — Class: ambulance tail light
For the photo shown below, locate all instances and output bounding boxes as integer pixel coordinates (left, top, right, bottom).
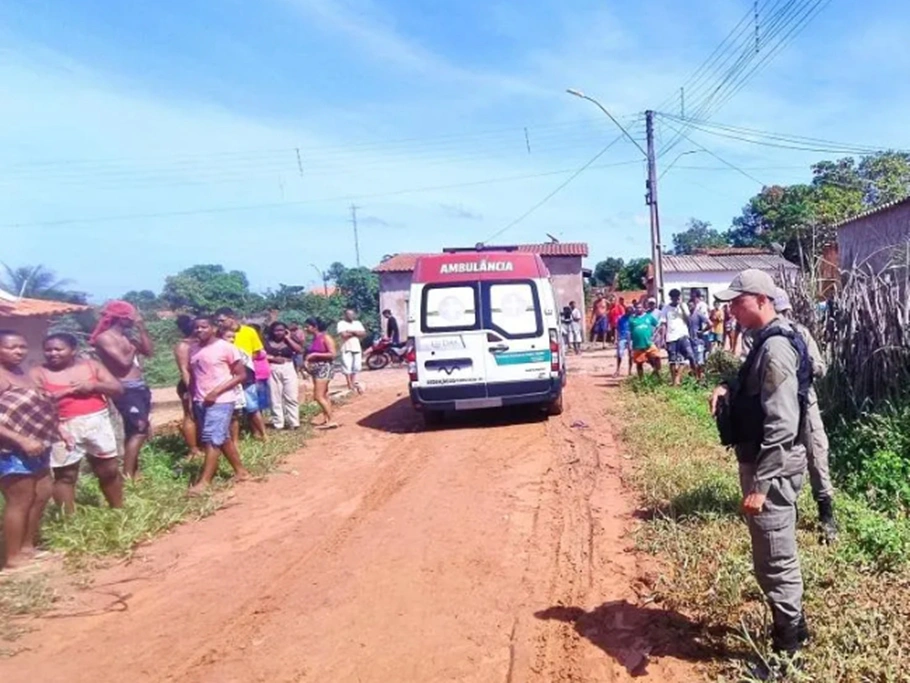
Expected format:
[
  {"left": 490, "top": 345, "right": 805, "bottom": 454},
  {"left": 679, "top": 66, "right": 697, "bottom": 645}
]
[
  {"left": 549, "top": 329, "right": 560, "bottom": 372},
  {"left": 406, "top": 339, "right": 418, "bottom": 382}
]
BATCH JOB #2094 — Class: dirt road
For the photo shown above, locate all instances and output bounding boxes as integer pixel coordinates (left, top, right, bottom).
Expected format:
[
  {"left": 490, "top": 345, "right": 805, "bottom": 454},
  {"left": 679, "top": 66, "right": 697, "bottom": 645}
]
[{"left": 2, "top": 354, "right": 708, "bottom": 682}]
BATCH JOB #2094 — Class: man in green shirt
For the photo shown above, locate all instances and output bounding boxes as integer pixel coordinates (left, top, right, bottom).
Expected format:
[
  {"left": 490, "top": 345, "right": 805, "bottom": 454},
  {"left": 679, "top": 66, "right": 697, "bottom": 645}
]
[{"left": 629, "top": 302, "right": 661, "bottom": 378}]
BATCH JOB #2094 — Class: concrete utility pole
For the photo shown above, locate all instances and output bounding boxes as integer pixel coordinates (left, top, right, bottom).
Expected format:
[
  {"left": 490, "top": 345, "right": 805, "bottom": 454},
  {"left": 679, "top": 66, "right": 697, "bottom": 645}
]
[
  {"left": 349, "top": 204, "right": 361, "bottom": 267},
  {"left": 645, "top": 110, "right": 664, "bottom": 303},
  {"left": 565, "top": 89, "right": 664, "bottom": 302}
]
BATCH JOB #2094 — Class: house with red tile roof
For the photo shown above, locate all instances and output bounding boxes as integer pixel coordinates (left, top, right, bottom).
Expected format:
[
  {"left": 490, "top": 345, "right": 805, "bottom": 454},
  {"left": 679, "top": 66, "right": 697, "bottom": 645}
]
[
  {"left": 0, "top": 288, "right": 89, "bottom": 366},
  {"left": 373, "top": 243, "right": 589, "bottom": 338}
]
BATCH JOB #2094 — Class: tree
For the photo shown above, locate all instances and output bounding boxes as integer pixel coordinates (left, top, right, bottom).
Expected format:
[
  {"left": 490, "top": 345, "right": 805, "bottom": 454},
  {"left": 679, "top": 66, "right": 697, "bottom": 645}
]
[
  {"left": 336, "top": 267, "right": 380, "bottom": 331},
  {"left": 326, "top": 262, "right": 347, "bottom": 283},
  {"left": 671, "top": 218, "right": 729, "bottom": 254},
  {"left": 591, "top": 257, "right": 625, "bottom": 287},
  {"left": 616, "top": 258, "right": 650, "bottom": 291},
  {"left": 160, "top": 264, "right": 253, "bottom": 313},
  {"left": 1, "top": 264, "right": 85, "bottom": 302},
  {"left": 122, "top": 289, "right": 162, "bottom": 313}
]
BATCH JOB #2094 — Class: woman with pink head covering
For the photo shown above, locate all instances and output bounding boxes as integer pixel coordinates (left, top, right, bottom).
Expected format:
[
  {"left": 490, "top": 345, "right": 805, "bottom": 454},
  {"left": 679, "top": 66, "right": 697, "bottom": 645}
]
[{"left": 90, "top": 300, "right": 154, "bottom": 479}]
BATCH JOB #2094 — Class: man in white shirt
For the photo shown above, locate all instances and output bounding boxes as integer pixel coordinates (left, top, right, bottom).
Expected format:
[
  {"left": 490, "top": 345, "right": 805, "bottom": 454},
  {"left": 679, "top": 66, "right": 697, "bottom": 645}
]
[
  {"left": 659, "top": 288, "right": 696, "bottom": 386},
  {"left": 337, "top": 309, "right": 367, "bottom": 394}
]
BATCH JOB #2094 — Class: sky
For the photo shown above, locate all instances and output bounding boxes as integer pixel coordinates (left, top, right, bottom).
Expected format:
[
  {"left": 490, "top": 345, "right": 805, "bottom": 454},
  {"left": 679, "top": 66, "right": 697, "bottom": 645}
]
[{"left": 2, "top": 0, "right": 909, "bottom": 300}]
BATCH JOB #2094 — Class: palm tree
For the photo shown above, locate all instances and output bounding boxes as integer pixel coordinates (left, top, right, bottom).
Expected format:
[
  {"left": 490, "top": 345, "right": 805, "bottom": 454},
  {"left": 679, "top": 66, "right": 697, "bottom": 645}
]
[{"left": 1, "top": 264, "right": 74, "bottom": 299}]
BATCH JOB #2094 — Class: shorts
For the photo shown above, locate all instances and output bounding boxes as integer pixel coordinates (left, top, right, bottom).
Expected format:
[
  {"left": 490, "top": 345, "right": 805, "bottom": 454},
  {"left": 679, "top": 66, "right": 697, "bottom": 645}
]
[
  {"left": 309, "top": 361, "right": 334, "bottom": 381},
  {"left": 593, "top": 316, "right": 608, "bottom": 335},
  {"left": 616, "top": 336, "right": 631, "bottom": 358},
  {"left": 692, "top": 338, "right": 706, "bottom": 366},
  {"left": 632, "top": 345, "right": 661, "bottom": 365},
  {"left": 341, "top": 350, "right": 362, "bottom": 375},
  {"left": 112, "top": 382, "right": 152, "bottom": 437},
  {"left": 193, "top": 402, "right": 234, "bottom": 447},
  {"left": 0, "top": 449, "right": 51, "bottom": 478},
  {"left": 568, "top": 323, "right": 583, "bottom": 344},
  {"left": 242, "top": 380, "right": 271, "bottom": 414},
  {"left": 667, "top": 337, "right": 696, "bottom": 366},
  {"left": 52, "top": 409, "right": 118, "bottom": 468}
]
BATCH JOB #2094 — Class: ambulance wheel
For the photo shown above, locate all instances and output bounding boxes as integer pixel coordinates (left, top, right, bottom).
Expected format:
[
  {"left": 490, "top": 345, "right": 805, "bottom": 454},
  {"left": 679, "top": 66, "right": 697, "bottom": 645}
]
[
  {"left": 422, "top": 410, "right": 444, "bottom": 428},
  {"left": 547, "top": 394, "right": 564, "bottom": 416}
]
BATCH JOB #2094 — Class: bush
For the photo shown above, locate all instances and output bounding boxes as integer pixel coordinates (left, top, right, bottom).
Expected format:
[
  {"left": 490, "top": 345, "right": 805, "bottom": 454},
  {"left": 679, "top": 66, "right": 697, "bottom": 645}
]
[{"left": 830, "top": 402, "right": 910, "bottom": 513}]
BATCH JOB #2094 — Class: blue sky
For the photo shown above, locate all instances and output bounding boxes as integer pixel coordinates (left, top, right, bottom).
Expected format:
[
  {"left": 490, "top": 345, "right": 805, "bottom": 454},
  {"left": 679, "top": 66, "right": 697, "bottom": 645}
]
[{"left": 2, "top": 0, "right": 909, "bottom": 299}]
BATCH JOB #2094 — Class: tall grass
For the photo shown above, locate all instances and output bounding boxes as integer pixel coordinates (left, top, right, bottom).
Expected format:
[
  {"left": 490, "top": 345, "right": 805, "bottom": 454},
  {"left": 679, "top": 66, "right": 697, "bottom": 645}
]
[{"left": 621, "top": 377, "right": 910, "bottom": 680}]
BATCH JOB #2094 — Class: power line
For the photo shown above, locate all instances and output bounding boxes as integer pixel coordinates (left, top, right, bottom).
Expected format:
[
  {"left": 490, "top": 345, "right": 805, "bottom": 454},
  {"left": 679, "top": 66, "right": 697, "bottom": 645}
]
[
  {"left": 484, "top": 135, "right": 626, "bottom": 243},
  {"left": 658, "top": 118, "right": 766, "bottom": 186},
  {"left": 658, "top": 0, "right": 829, "bottom": 158},
  {"left": 1, "top": 156, "right": 644, "bottom": 229},
  {"left": 658, "top": 113, "right": 902, "bottom": 155}
]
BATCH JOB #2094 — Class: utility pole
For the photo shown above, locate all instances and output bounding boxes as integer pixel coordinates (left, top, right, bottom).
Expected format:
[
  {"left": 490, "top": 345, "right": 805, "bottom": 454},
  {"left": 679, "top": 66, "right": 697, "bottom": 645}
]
[
  {"left": 645, "top": 111, "right": 664, "bottom": 303},
  {"left": 349, "top": 204, "right": 361, "bottom": 267}
]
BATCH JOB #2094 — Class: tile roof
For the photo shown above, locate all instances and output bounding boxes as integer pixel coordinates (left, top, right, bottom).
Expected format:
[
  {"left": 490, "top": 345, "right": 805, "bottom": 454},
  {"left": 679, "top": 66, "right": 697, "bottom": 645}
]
[
  {"left": 373, "top": 243, "right": 589, "bottom": 273},
  {"left": 833, "top": 195, "right": 910, "bottom": 230},
  {"left": 0, "top": 294, "right": 89, "bottom": 318},
  {"left": 662, "top": 252, "right": 798, "bottom": 273},
  {"left": 373, "top": 253, "right": 427, "bottom": 273}
]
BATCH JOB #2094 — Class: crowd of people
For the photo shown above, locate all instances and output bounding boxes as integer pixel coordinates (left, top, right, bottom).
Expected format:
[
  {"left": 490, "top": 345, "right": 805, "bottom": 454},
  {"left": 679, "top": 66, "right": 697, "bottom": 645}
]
[
  {"left": 0, "top": 300, "right": 379, "bottom": 572},
  {"left": 581, "top": 289, "right": 756, "bottom": 384}
]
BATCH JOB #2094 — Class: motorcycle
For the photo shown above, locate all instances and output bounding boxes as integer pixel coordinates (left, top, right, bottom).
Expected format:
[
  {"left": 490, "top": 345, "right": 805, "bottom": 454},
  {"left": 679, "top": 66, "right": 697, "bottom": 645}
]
[{"left": 365, "top": 338, "right": 410, "bottom": 370}]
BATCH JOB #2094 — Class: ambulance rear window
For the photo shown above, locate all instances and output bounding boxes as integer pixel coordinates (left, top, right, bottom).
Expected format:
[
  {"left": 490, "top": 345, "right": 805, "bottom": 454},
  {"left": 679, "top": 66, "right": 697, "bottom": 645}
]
[
  {"left": 487, "top": 282, "right": 540, "bottom": 338},
  {"left": 422, "top": 284, "right": 479, "bottom": 332}
]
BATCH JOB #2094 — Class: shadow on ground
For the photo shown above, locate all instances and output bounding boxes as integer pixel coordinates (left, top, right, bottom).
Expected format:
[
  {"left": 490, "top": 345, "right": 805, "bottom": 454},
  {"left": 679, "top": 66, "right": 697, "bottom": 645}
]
[
  {"left": 535, "top": 600, "right": 738, "bottom": 677},
  {"left": 357, "top": 397, "right": 547, "bottom": 434}
]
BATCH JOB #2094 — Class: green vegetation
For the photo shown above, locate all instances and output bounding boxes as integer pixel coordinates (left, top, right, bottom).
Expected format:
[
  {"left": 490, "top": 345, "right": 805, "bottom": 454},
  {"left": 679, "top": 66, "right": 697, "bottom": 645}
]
[
  {"left": 42, "top": 407, "right": 318, "bottom": 561},
  {"left": 620, "top": 376, "right": 910, "bottom": 681},
  {"left": 0, "top": 404, "right": 320, "bottom": 648}
]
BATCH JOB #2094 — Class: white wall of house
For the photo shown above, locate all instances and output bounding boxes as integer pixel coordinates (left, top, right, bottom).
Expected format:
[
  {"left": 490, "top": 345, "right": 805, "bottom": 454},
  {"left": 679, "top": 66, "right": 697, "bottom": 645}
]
[
  {"left": 378, "top": 272, "right": 413, "bottom": 339},
  {"left": 663, "top": 270, "right": 744, "bottom": 302}
]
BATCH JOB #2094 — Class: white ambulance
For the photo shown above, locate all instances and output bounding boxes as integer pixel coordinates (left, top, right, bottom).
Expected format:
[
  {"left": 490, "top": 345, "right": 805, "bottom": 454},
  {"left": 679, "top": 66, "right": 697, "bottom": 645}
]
[{"left": 405, "top": 248, "right": 566, "bottom": 425}]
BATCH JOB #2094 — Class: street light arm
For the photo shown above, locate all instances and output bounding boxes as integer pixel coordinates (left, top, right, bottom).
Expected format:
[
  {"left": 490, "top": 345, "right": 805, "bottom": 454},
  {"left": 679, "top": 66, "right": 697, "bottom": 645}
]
[{"left": 565, "top": 88, "right": 648, "bottom": 158}]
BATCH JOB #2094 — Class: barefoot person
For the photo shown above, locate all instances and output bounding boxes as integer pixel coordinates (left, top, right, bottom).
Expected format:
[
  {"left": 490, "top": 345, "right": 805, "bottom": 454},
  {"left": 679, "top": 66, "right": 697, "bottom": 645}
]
[
  {"left": 0, "top": 330, "right": 57, "bottom": 571},
  {"left": 90, "top": 300, "right": 154, "bottom": 478},
  {"left": 33, "top": 333, "right": 124, "bottom": 513},
  {"left": 188, "top": 316, "right": 250, "bottom": 494},
  {"left": 173, "top": 315, "right": 201, "bottom": 458},
  {"left": 215, "top": 308, "right": 268, "bottom": 442},
  {"left": 304, "top": 318, "right": 338, "bottom": 429}
]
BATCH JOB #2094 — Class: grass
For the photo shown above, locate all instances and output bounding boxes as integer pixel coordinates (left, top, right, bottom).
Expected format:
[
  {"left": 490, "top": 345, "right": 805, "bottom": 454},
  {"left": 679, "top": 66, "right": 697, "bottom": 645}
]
[
  {"left": 619, "top": 374, "right": 910, "bottom": 681},
  {"left": 0, "top": 402, "right": 321, "bottom": 646}
]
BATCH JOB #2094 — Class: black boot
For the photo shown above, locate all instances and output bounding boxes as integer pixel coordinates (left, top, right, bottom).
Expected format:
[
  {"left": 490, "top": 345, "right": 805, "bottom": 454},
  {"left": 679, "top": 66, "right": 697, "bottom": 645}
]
[
  {"left": 796, "top": 611, "right": 810, "bottom": 646},
  {"left": 767, "top": 624, "right": 805, "bottom": 680},
  {"left": 817, "top": 497, "right": 838, "bottom": 545}
]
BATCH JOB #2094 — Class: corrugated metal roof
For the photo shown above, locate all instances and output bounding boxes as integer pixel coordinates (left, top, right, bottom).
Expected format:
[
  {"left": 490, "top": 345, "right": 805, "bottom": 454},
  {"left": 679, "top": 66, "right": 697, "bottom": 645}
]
[
  {"left": 662, "top": 253, "right": 798, "bottom": 272},
  {"left": 374, "top": 242, "right": 589, "bottom": 273},
  {"left": 833, "top": 195, "right": 910, "bottom": 230}
]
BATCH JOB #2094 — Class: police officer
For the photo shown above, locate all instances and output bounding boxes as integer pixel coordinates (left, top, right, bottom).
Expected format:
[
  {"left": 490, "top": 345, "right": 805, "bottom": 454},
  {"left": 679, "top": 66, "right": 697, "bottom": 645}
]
[
  {"left": 774, "top": 287, "right": 838, "bottom": 544},
  {"left": 710, "top": 270, "right": 810, "bottom": 667}
]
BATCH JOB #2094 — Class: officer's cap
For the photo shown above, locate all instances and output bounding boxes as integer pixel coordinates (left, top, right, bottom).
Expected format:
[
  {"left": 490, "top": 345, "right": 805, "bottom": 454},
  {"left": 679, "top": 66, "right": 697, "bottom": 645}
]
[
  {"left": 773, "top": 287, "right": 792, "bottom": 313},
  {"left": 714, "top": 269, "right": 777, "bottom": 302}
]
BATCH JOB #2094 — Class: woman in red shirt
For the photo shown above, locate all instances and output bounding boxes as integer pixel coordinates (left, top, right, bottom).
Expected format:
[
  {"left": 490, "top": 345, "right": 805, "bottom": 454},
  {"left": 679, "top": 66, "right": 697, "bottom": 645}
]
[{"left": 32, "top": 333, "right": 124, "bottom": 513}]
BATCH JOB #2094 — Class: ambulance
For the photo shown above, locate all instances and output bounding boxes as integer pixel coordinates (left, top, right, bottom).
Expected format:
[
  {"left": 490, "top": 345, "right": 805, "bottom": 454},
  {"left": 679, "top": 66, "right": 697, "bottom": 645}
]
[{"left": 405, "top": 248, "right": 566, "bottom": 425}]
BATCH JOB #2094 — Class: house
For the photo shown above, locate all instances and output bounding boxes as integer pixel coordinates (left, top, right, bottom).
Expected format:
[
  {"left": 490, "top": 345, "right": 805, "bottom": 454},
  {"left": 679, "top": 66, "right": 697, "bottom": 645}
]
[
  {"left": 651, "top": 248, "right": 798, "bottom": 302},
  {"left": 373, "top": 243, "right": 589, "bottom": 338},
  {"left": 0, "top": 289, "right": 89, "bottom": 366},
  {"left": 836, "top": 196, "right": 910, "bottom": 274}
]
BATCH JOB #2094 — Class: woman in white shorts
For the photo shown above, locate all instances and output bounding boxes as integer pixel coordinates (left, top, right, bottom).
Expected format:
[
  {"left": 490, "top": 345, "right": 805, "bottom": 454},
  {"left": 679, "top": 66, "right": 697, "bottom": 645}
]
[{"left": 32, "top": 333, "right": 125, "bottom": 514}]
